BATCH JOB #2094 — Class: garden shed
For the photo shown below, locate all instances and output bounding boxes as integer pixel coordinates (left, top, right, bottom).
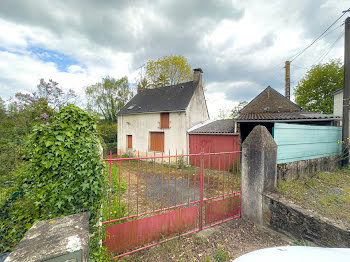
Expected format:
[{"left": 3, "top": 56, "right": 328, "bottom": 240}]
[{"left": 188, "top": 120, "right": 239, "bottom": 170}]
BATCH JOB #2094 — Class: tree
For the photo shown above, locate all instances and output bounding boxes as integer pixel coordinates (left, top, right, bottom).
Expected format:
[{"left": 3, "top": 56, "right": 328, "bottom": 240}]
[
  {"left": 294, "top": 59, "right": 344, "bottom": 114},
  {"left": 14, "top": 79, "right": 77, "bottom": 111},
  {"left": 85, "top": 76, "right": 133, "bottom": 123},
  {"left": 145, "top": 55, "right": 192, "bottom": 88},
  {"left": 217, "top": 101, "right": 248, "bottom": 120}
]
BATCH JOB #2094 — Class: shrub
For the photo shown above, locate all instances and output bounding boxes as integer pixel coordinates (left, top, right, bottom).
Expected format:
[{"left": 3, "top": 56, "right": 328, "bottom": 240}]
[{"left": 0, "top": 105, "right": 105, "bottom": 256}]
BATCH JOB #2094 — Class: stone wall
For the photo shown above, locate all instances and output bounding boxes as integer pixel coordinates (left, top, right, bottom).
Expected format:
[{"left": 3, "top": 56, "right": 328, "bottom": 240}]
[
  {"left": 263, "top": 192, "right": 350, "bottom": 247},
  {"left": 277, "top": 155, "right": 341, "bottom": 182}
]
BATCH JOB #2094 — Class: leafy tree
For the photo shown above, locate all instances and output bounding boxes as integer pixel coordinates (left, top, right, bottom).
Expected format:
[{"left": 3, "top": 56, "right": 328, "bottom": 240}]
[
  {"left": 145, "top": 55, "right": 192, "bottom": 88},
  {"left": 14, "top": 79, "right": 76, "bottom": 111},
  {"left": 294, "top": 59, "right": 344, "bottom": 114},
  {"left": 217, "top": 101, "right": 248, "bottom": 120},
  {"left": 85, "top": 76, "right": 133, "bottom": 123}
]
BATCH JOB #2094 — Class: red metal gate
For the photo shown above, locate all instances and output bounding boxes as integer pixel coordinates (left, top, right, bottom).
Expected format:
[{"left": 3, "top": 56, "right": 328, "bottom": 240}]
[{"left": 102, "top": 151, "right": 241, "bottom": 260}]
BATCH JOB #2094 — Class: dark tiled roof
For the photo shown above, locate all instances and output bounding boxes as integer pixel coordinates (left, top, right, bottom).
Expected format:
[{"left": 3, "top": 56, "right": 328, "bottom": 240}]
[
  {"left": 236, "top": 111, "right": 340, "bottom": 122},
  {"left": 117, "top": 81, "right": 196, "bottom": 115},
  {"left": 240, "top": 86, "right": 302, "bottom": 114},
  {"left": 189, "top": 120, "right": 235, "bottom": 134}
]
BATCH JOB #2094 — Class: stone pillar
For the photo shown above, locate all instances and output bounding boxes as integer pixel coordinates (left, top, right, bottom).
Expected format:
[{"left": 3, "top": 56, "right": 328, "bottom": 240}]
[{"left": 241, "top": 125, "right": 277, "bottom": 225}]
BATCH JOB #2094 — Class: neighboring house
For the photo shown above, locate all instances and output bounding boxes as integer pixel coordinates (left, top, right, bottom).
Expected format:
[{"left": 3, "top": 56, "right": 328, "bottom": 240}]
[
  {"left": 236, "top": 86, "right": 340, "bottom": 142},
  {"left": 117, "top": 68, "right": 209, "bottom": 155},
  {"left": 332, "top": 88, "right": 343, "bottom": 117},
  {"left": 188, "top": 119, "right": 240, "bottom": 170}
]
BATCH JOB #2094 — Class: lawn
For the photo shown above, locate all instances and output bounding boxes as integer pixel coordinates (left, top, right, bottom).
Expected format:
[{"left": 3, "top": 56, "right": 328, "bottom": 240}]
[{"left": 277, "top": 168, "right": 350, "bottom": 224}]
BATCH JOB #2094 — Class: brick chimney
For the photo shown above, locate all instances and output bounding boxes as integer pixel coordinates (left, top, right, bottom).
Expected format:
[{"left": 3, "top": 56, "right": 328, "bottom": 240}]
[{"left": 193, "top": 68, "right": 203, "bottom": 86}]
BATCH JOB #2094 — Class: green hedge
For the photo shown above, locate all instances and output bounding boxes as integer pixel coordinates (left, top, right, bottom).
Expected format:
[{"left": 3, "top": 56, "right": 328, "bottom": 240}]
[{"left": 0, "top": 105, "right": 106, "bottom": 258}]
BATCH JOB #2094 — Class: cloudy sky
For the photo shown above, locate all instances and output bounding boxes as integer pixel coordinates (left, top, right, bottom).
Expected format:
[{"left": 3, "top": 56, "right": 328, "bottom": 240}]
[{"left": 0, "top": 0, "right": 348, "bottom": 118}]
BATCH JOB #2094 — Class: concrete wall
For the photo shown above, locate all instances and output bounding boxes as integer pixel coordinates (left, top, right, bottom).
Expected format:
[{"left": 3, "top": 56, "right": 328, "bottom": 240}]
[
  {"left": 277, "top": 155, "right": 341, "bottom": 181},
  {"left": 263, "top": 192, "right": 350, "bottom": 247},
  {"left": 117, "top": 112, "right": 187, "bottom": 154}
]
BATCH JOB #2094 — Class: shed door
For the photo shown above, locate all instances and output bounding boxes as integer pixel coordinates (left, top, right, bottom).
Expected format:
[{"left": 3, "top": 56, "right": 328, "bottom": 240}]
[
  {"left": 150, "top": 132, "right": 164, "bottom": 152},
  {"left": 127, "top": 135, "right": 132, "bottom": 149}
]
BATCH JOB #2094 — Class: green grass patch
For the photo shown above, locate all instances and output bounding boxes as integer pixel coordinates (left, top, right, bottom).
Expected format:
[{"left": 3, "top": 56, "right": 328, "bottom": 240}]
[{"left": 277, "top": 168, "right": 350, "bottom": 223}]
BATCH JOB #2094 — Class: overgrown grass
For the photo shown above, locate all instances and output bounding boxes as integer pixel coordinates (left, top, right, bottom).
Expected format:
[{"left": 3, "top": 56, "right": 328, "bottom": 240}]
[{"left": 277, "top": 168, "right": 350, "bottom": 223}]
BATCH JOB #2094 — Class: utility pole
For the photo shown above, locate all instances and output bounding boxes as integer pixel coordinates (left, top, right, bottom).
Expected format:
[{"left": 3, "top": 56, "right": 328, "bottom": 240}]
[
  {"left": 342, "top": 17, "right": 350, "bottom": 167},
  {"left": 285, "top": 61, "right": 291, "bottom": 100}
]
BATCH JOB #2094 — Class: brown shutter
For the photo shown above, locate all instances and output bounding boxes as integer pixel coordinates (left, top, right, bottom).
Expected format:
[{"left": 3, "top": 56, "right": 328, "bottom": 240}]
[
  {"left": 127, "top": 135, "right": 132, "bottom": 148},
  {"left": 150, "top": 132, "right": 164, "bottom": 152},
  {"left": 160, "top": 113, "right": 169, "bottom": 129}
]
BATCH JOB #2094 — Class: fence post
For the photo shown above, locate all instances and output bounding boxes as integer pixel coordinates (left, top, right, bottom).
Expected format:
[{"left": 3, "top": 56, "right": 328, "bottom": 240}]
[
  {"left": 199, "top": 152, "right": 204, "bottom": 230},
  {"left": 241, "top": 125, "right": 277, "bottom": 225}
]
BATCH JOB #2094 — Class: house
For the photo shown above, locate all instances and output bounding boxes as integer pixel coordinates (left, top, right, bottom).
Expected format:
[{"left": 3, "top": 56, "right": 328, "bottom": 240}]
[
  {"left": 188, "top": 119, "right": 240, "bottom": 170},
  {"left": 236, "top": 86, "right": 340, "bottom": 142},
  {"left": 117, "top": 68, "right": 209, "bottom": 155},
  {"left": 332, "top": 88, "right": 343, "bottom": 117}
]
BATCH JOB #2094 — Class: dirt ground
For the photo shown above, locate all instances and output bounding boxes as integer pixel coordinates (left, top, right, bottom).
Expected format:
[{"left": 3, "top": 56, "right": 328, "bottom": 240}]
[{"left": 119, "top": 219, "right": 291, "bottom": 262}]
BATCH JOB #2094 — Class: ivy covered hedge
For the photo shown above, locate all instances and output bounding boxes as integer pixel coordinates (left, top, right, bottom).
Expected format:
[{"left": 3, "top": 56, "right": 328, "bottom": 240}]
[{"left": 0, "top": 105, "right": 105, "bottom": 257}]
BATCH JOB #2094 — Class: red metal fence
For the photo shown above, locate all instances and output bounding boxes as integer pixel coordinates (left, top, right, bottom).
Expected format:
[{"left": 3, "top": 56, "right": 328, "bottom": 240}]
[{"left": 102, "top": 151, "right": 241, "bottom": 260}]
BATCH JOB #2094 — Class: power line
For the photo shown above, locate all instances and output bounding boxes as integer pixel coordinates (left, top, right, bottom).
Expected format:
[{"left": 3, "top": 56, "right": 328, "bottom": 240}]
[
  {"left": 314, "top": 30, "right": 344, "bottom": 65},
  {"left": 290, "top": 8, "right": 349, "bottom": 62}
]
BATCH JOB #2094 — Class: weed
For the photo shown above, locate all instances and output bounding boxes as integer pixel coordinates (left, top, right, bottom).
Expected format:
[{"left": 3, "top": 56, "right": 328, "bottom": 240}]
[
  {"left": 213, "top": 246, "right": 230, "bottom": 262},
  {"left": 202, "top": 256, "right": 211, "bottom": 262}
]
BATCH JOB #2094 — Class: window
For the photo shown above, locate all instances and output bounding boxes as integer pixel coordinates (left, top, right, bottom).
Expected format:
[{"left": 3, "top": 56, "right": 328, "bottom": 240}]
[
  {"left": 127, "top": 135, "right": 132, "bottom": 149},
  {"left": 160, "top": 113, "right": 169, "bottom": 129},
  {"left": 150, "top": 132, "right": 164, "bottom": 152}
]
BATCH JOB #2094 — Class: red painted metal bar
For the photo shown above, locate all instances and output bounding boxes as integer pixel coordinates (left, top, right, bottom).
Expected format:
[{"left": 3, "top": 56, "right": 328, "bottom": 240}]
[
  {"left": 119, "top": 150, "right": 121, "bottom": 217},
  {"left": 145, "top": 151, "right": 148, "bottom": 211},
  {"left": 204, "top": 191, "right": 240, "bottom": 202},
  {"left": 181, "top": 150, "right": 184, "bottom": 204},
  {"left": 153, "top": 151, "right": 156, "bottom": 211},
  {"left": 223, "top": 153, "right": 225, "bottom": 198},
  {"left": 199, "top": 153, "right": 204, "bottom": 230},
  {"left": 239, "top": 153, "right": 242, "bottom": 218},
  {"left": 109, "top": 151, "right": 112, "bottom": 221},
  {"left": 110, "top": 228, "right": 201, "bottom": 260},
  {"left": 175, "top": 149, "right": 177, "bottom": 206},
  {"left": 128, "top": 150, "right": 130, "bottom": 215},
  {"left": 161, "top": 151, "right": 164, "bottom": 209},
  {"left": 168, "top": 149, "right": 170, "bottom": 208},
  {"left": 194, "top": 156, "right": 196, "bottom": 202},
  {"left": 103, "top": 151, "right": 242, "bottom": 162},
  {"left": 137, "top": 150, "right": 139, "bottom": 215},
  {"left": 102, "top": 199, "right": 201, "bottom": 225},
  {"left": 202, "top": 214, "right": 241, "bottom": 230},
  {"left": 160, "top": 152, "right": 164, "bottom": 208}
]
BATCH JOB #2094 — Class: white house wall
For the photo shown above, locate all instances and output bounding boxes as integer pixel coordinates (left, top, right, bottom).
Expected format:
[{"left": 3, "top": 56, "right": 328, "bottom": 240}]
[
  {"left": 333, "top": 91, "right": 350, "bottom": 138},
  {"left": 117, "top": 112, "right": 187, "bottom": 155},
  {"left": 333, "top": 92, "right": 343, "bottom": 117},
  {"left": 185, "top": 85, "right": 209, "bottom": 129}
]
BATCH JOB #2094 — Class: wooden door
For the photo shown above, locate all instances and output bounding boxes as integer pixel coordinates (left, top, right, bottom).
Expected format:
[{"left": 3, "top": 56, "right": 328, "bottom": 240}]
[
  {"left": 127, "top": 135, "right": 132, "bottom": 149},
  {"left": 150, "top": 132, "right": 164, "bottom": 152}
]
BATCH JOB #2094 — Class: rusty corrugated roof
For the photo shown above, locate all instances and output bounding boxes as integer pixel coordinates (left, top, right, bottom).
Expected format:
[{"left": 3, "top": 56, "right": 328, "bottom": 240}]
[{"left": 236, "top": 111, "right": 340, "bottom": 122}]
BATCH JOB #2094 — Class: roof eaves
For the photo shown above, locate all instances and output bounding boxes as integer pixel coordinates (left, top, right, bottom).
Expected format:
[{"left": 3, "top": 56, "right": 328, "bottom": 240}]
[{"left": 117, "top": 109, "right": 186, "bottom": 116}]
